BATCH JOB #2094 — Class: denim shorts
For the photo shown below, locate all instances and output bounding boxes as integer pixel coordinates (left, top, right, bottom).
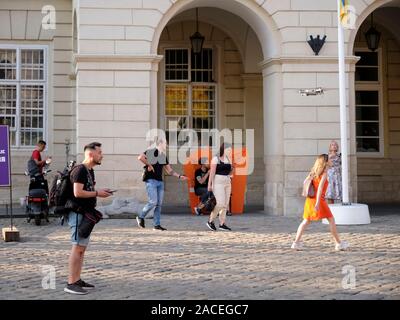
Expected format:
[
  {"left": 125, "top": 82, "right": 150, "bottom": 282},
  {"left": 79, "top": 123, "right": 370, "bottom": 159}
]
[{"left": 68, "top": 212, "right": 90, "bottom": 247}]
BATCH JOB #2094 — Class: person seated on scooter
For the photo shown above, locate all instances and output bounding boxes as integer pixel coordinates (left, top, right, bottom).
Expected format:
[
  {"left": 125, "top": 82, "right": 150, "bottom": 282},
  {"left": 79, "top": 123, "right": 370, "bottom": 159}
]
[
  {"left": 194, "top": 158, "right": 210, "bottom": 215},
  {"left": 30, "top": 140, "right": 52, "bottom": 193}
]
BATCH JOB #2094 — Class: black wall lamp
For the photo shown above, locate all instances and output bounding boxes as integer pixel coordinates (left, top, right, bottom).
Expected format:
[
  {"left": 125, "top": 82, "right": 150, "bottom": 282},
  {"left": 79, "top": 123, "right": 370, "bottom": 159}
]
[
  {"left": 365, "top": 12, "right": 381, "bottom": 52},
  {"left": 307, "top": 35, "right": 327, "bottom": 56},
  {"left": 190, "top": 8, "right": 205, "bottom": 54}
]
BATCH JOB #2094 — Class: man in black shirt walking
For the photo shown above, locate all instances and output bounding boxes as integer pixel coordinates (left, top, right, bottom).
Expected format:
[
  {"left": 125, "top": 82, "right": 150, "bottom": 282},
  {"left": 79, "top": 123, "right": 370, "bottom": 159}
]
[{"left": 137, "top": 138, "right": 187, "bottom": 230}]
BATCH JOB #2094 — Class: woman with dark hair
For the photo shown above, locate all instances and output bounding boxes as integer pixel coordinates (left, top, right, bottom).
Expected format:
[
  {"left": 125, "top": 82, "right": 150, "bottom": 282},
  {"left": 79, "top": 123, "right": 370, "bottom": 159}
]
[{"left": 206, "top": 143, "right": 233, "bottom": 231}]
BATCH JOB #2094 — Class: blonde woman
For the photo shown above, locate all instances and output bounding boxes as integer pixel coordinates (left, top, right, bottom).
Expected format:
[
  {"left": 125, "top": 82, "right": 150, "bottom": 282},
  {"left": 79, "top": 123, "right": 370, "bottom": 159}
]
[
  {"left": 326, "top": 140, "right": 342, "bottom": 204},
  {"left": 291, "top": 154, "right": 349, "bottom": 251},
  {"left": 207, "top": 143, "right": 233, "bottom": 231}
]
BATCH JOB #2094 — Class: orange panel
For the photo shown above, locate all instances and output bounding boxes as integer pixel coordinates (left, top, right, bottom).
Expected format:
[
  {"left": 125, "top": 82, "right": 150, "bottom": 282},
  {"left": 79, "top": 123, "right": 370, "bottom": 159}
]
[
  {"left": 231, "top": 147, "right": 248, "bottom": 214},
  {"left": 183, "top": 147, "right": 248, "bottom": 215}
]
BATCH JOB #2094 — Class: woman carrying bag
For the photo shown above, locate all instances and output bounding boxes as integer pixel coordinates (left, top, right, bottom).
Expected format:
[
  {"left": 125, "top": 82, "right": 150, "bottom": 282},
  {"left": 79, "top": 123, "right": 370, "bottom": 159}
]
[{"left": 291, "top": 154, "right": 349, "bottom": 251}]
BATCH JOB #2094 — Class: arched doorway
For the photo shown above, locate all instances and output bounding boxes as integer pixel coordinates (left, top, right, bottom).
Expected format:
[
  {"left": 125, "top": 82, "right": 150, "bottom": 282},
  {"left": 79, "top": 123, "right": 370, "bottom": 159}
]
[
  {"left": 151, "top": 0, "right": 282, "bottom": 212},
  {"left": 350, "top": 1, "right": 400, "bottom": 204}
]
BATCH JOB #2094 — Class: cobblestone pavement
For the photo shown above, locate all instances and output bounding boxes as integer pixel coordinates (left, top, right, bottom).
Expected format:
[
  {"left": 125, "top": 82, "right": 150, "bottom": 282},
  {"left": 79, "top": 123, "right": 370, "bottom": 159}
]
[{"left": 0, "top": 211, "right": 399, "bottom": 300}]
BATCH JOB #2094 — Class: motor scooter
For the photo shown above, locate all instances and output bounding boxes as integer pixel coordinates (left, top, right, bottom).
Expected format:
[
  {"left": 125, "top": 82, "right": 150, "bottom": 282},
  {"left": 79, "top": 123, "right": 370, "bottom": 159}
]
[{"left": 25, "top": 162, "right": 51, "bottom": 226}]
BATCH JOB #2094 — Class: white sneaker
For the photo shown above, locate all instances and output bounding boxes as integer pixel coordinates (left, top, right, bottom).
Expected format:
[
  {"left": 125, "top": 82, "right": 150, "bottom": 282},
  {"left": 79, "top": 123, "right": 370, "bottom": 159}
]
[
  {"left": 335, "top": 240, "right": 349, "bottom": 251},
  {"left": 291, "top": 241, "right": 303, "bottom": 250}
]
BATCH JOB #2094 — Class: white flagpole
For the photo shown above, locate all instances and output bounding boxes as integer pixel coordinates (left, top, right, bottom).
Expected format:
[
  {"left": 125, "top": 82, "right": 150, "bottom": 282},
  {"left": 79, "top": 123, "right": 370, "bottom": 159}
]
[{"left": 337, "top": 0, "right": 350, "bottom": 204}]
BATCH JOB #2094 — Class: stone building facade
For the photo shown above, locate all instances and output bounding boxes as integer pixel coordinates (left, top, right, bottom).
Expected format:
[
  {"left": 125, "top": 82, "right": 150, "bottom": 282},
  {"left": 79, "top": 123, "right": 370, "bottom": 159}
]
[{"left": 1, "top": 0, "right": 399, "bottom": 216}]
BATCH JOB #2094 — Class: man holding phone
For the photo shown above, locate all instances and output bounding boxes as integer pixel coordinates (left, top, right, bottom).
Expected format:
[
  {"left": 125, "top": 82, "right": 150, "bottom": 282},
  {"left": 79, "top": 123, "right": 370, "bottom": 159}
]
[{"left": 64, "top": 142, "right": 112, "bottom": 295}]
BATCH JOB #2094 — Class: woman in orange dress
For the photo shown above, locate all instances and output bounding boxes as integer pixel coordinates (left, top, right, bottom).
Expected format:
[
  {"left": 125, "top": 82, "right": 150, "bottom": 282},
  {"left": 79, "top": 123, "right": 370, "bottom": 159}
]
[{"left": 291, "top": 154, "right": 349, "bottom": 251}]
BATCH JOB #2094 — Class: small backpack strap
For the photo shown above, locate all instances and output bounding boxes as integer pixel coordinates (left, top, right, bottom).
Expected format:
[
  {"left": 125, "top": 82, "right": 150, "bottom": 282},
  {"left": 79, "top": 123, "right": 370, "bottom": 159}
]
[{"left": 75, "top": 213, "right": 78, "bottom": 241}]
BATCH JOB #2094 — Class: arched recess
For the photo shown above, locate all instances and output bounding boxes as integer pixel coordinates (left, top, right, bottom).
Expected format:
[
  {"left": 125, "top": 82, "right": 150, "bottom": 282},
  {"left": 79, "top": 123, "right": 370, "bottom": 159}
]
[
  {"left": 348, "top": 0, "right": 400, "bottom": 55},
  {"left": 150, "top": 0, "right": 284, "bottom": 212},
  {"left": 159, "top": 7, "right": 264, "bottom": 74},
  {"left": 152, "top": 0, "right": 281, "bottom": 60}
]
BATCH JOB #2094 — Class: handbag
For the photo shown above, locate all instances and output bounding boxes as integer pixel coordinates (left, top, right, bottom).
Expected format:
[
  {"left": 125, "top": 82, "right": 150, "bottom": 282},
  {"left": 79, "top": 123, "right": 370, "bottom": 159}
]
[
  {"left": 201, "top": 191, "right": 217, "bottom": 214},
  {"left": 302, "top": 174, "right": 315, "bottom": 198},
  {"left": 78, "top": 208, "right": 102, "bottom": 238}
]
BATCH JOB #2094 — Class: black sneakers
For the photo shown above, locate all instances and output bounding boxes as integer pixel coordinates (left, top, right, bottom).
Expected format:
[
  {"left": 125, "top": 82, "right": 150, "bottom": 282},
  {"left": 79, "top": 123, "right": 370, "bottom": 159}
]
[
  {"left": 76, "top": 279, "right": 95, "bottom": 290},
  {"left": 219, "top": 224, "right": 232, "bottom": 231},
  {"left": 64, "top": 279, "right": 95, "bottom": 294},
  {"left": 206, "top": 221, "right": 231, "bottom": 231},
  {"left": 206, "top": 221, "right": 217, "bottom": 231},
  {"left": 64, "top": 282, "right": 88, "bottom": 295},
  {"left": 136, "top": 216, "right": 145, "bottom": 228},
  {"left": 153, "top": 225, "right": 167, "bottom": 231}
]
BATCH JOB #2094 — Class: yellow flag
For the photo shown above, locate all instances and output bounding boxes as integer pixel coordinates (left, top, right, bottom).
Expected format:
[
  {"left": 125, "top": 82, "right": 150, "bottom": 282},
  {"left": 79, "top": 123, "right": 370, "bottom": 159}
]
[{"left": 340, "top": 0, "right": 349, "bottom": 26}]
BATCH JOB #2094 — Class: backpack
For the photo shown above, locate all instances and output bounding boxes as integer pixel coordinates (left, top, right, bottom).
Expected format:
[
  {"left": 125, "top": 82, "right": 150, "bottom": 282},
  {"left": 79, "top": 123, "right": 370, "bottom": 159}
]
[
  {"left": 49, "top": 161, "right": 77, "bottom": 221},
  {"left": 27, "top": 158, "right": 41, "bottom": 177}
]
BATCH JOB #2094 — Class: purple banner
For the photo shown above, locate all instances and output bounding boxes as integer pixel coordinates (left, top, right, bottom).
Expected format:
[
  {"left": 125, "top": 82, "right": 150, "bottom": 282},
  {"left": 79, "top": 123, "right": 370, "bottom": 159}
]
[{"left": 0, "top": 125, "right": 11, "bottom": 187}]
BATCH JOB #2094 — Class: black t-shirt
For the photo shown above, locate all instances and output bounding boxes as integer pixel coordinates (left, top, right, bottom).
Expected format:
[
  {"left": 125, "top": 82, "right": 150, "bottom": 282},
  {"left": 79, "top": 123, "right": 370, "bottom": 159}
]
[
  {"left": 195, "top": 168, "right": 209, "bottom": 190},
  {"left": 70, "top": 164, "right": 96, "bottom": 210},
  {"left": 143, "top": 148, "right": 169, "bottom": 182},
  {"left": 216, "top": 158, "right": 232, "bottom": 176}
]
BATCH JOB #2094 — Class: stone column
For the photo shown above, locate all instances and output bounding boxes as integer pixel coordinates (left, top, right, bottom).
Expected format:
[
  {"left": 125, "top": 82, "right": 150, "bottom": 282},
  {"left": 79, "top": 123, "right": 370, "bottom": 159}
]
[
  {"left": 74, "top": 54, "right": 162, "bottom": 204},
  {"left": 259, "top": 59, "right": 284, "bottom": 216},
  {"left": 348, "top": 57, "right": 360, "bottom": 203},
  {"left": 242, "top": 73, "right": 264, "bottom": 206}
]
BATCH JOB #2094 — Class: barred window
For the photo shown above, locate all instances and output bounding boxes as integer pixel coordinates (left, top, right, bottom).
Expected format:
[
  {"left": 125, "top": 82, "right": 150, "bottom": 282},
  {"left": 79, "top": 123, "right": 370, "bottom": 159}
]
[
  {"left": 165, "top": 49, "right": 189, "bottom": 81},
  {"left": 0, "top": 46, "right": 46, "bottom": 148},
  {"left": 164, "top": 48, "right": 216, "bottom": 146},
  {"left": 0, "top": 50, "right": 16, "bottom": 80},
  {"left": 191, "top": 49, "right": 213, "bottom": 82},
  {"left": 355, "top": 49, "right": 382, "bottom": 155},
  {"left": 356, "top": 91, "right": 380, "bottom": 152}
]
